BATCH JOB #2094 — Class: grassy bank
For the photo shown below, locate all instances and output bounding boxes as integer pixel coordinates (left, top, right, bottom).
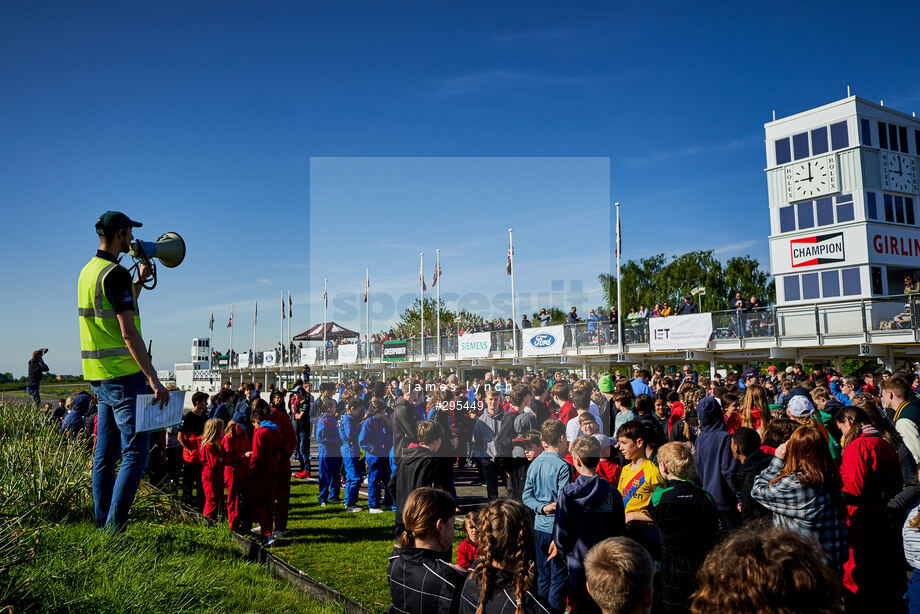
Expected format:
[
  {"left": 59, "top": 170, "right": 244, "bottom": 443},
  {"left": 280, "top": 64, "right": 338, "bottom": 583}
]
[{"left": 0, "top": 403, "right": 343, "bottom": 614}]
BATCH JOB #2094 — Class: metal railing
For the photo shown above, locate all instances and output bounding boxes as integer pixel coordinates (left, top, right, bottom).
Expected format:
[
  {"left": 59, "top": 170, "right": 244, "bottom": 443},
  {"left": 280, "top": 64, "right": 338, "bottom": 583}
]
[{"left": 224, "top": 294, "right": 920, "bottom": 369}]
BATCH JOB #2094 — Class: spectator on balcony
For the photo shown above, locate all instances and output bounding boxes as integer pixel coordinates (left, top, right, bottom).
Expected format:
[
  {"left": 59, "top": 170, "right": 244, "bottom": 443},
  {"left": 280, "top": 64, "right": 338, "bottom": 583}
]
[
  {"left": 521, "top": 314, "right": 532, "bottom": 329},
  {"left": 676, "top": 296, "right": 697, "bottom": 315},
  {"left": 587, "top": 310, "right": 599, "bottom": 334},
  {"left": 537, "top": 308, "right": 551, "bottom": 327},
  {"left": 567, "top": 306, "right": 581, "bottom": 324},
  {"left": 660, "top": 302, "right": 674, "bottom": 317},
  {"left": 638, "top": 304, "right": 649, "bottom": 319},
  {"left": 652, "top": 303, "right": 662, "bottom": 317},
  {"left": 905, "top": 274, "right": 919, "bottom": 294}
]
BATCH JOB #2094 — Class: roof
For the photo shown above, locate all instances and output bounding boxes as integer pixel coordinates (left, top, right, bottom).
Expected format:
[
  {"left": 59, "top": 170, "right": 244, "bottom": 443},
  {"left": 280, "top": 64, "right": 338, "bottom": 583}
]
[{"left": 293, "top": 321, "right": 359, "bottom": 341}]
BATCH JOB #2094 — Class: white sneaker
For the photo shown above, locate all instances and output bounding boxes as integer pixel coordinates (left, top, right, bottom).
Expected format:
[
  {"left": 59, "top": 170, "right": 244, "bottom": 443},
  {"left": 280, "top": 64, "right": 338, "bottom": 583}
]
[
  {"left": 273, "top": 530, "right": 285, "bottom": 538},
  {"left": 320, "top": 502, "right": 327, "bottom": 508},
  {"left": 250, "top": 525, "right": 261, "bottom": 535},
  {"left": 346, "top": 506, "right": 362, "bottom": 513},
  {"left": 369, "top": 507, "right": 383, "bottom": 514}
]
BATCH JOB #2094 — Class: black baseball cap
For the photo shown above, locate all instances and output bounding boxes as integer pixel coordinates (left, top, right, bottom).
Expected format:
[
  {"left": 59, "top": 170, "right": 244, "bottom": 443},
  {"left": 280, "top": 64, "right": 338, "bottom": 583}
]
[{"left": 95, "top": 211, "right": 142, "bottom": 235}]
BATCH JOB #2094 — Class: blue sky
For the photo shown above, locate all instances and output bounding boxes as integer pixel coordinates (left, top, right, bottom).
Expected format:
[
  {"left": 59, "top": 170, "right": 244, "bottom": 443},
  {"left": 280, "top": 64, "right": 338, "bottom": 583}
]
[{"left": 2, "top": 1, "right": 919, "bottom": 376}]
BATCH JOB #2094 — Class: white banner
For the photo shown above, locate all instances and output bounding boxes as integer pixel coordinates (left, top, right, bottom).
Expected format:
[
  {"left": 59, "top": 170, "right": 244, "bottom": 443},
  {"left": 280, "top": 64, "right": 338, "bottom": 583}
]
[
  {"left": 457, "top": 332, "right": 492, "bottom": 358},
  {"left": 238, "top": 352, "right": 250, "bottom": 368},
  {"left": 522, "top": 325, "right": 565, "bottom": 357},
  {"left": 338, "top": 344, "right": 358, "bottom": 364},
  {"left": 649, "top": 313, "right": 713, "bottom": 350},
  {"left": 300, "top": 347, "right": 317, "bottom": 365},
  {"left": 263, "top": 350, "right": 277, "bottom": 366}
]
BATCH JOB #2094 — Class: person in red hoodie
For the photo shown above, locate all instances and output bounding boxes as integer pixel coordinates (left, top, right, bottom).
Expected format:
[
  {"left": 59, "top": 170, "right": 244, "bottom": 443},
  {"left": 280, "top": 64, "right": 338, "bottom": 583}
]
[
  {"left": 199, "top": 418, "right": 226, "bottom": 520},
  {"left": 836, "top": 405, "right": 904, "bottom": 612},
  {"left": 249, "top": 399, "right": 282, "bottom": 546},
  {"left": 222, "top": 419, "right": 251, "bottom": 531},
  {"left": 551, "top": 382, "right": 575, "bottom": 424},
  {"left": 457, "top": 512, "right": 480, "bottom": 571},
  {"left": 269, "top": 390, "right": 297, "bottom": 538}
]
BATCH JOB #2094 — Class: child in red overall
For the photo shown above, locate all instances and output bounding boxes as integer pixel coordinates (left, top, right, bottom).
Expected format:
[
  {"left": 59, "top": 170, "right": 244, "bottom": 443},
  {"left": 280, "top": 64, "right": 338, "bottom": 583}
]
[
  {"left": 200, "top": 418, "right": 226, "bottom": 520},
  {"left": 270, "top": 390, "right": 297, "bottom": 538},
  {"left": 222, "top": 419, "right": 251, "bottom": 531},
  {"left": 249, "top": 399, "right": 282, "bottom": 546}
]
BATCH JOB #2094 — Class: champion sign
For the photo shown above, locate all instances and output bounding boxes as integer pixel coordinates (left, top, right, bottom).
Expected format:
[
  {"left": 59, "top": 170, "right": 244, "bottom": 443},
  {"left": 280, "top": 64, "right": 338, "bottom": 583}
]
[{"left": 790, "top": 232, "right": 845, "bottom": 268}]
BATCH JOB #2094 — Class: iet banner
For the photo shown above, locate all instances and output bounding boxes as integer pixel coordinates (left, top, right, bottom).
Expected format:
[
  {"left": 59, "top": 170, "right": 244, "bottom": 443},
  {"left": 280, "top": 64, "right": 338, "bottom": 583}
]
[
  {"left": 522, "top": 325, "right": 564, "bottom": 356},
  {"left": 457, "top": 332, "right": 492, "bottom": 358},
  {"left": 648, "top": 313, "right": 713, "bottom": 351}
]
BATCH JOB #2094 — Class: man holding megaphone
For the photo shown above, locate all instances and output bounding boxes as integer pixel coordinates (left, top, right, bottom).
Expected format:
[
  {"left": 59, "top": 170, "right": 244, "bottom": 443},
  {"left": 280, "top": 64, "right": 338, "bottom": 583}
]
[{"left": 78, "top": 210, "right": 169, "bottom": 532}]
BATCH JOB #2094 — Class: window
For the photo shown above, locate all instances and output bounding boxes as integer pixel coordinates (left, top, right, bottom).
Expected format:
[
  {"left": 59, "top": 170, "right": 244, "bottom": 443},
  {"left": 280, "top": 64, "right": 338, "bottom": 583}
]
[
  {"left": 793, "top": 132, "right": 810, "bottom": 159},
  {"left": 797, "top": 202, "right": 814, "bottom": 229},
  {"left": 896, "top": 195, "right": 905, "bottom": 223},
  {"left": 916, "top": 129, "right": 920, "bottom": 156},
  {"left": 836, "top": 202, "right": 855, "bottom": 222},
  {"left": 842, "top": 268, "right": 861, "bottom": 296},
  {"left": 879, "top": 122, "right": 888, "bottom": 149},
  {"left": 816, "top": 197, "right": 834, "bottom": 225},
  {"left": 866, "top": 192, "right": 877, "bottom": 219},
  {"left": 811, "top": 127, "right": 828, "bottom": 155},
  {"left": 899, "top": 126, "right": 909, "bottom": 153},
  {"left": 889, "top": 124, "right": 898, "bottom": 150},
  {"left": 822, "top": 270, "right": 840, "bottom": 297},
  {"left": 802, "top": 273, "right": 820, "bottom": 299},
  {"left": 784, "top": 275, "right": 800, "bottom": 301},
  {"left": 836, "top": 193, "right": 853, "bottom": 203},
  {"left": 884, "top": 194, "right": 894, "bottom": 222},
  {"left": 908, "top": 198, "right": 915, "bottom": 225},
  {"left": 871, "top": 266, "right": 883, "bottom": 295},
  {"left": 779, "top": 206, "right": 796, "bottom": 232},
  {"left": 830, "top": 121, "right": 849, "bottom": 150},
  {"left": 775, "top": 138, "right": 791, "bottom": 165},
  {"left": 861, "top": 119, "right": 872, "bottom": 146}
]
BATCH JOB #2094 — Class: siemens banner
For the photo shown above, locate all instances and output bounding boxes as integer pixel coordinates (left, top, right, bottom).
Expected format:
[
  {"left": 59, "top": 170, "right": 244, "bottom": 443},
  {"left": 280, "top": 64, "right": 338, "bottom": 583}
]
[
  {"left": 458, "top": 332, "right": 492, "bottom": 358},
  {"left": 648, "top": 314, "right": 713, "bottom": 351},
  {"left": 522, "top": 325, "right": 565, "bottom": 357},
  {"left": 338, "top": 344, "right": 358, "bottom": 364}
]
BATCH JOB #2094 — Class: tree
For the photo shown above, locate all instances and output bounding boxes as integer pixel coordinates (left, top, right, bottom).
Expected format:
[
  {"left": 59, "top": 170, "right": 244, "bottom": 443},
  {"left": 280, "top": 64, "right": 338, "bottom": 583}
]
[
  {"left": 531, "top": 307, "right": 566, "bottom": 325},
  {"left": 395, "top": 298, "right": 479, "bottom": 336},
  {"left": 599, "top": 250, "right": 773, "bottom": 313}
]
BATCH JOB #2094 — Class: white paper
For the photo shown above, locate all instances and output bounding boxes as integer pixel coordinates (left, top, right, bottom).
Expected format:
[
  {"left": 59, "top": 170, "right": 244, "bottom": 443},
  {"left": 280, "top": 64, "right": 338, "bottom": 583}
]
[{"left": 136, "top": 391, "right": 186, "bottom": 433}]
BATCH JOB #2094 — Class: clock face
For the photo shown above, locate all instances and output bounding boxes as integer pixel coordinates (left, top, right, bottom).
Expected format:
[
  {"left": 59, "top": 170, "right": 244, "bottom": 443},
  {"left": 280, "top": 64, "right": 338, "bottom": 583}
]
[
  {"left": 881, "top": 152, "right": 918, "bottom": 194},
  {"left": 785, "top": 154, "right": 839, "bottom": 201}
]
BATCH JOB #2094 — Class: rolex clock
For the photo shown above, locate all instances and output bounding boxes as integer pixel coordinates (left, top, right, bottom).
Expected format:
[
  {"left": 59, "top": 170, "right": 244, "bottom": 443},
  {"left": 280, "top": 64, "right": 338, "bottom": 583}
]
[
  {"left": 785, "top": 153, "right": 839, "bottom": 202},
  {"left": 881, "top": 151, "right": 918, "bottom": 194}
]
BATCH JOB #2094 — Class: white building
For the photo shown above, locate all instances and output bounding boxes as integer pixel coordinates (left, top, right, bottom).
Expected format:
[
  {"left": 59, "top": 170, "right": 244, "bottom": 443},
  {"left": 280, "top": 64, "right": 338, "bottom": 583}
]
[{"left": 766, "top": 96, "right": 920, "bottom": 305}]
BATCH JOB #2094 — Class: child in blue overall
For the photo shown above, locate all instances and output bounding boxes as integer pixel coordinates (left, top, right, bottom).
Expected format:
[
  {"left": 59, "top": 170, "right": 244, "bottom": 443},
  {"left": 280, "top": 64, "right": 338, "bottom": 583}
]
[
  {"left": 339, "top": 398, "right": 365, "bottom": 512},
  {"left": 359, "top": 398, "right": 393, "bottom": 513},
  {"left": 315, "top": 398, "right": 342, "bottom": 506}
]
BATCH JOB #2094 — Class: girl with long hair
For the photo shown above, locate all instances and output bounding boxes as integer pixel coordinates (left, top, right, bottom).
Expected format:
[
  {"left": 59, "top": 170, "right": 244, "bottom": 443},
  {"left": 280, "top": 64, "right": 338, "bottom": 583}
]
[
  {"left": 751, "top": 426, "right": 848, "bottom": 570},
  {"left": 387, "top": 487, "right": 465, "bottom": 614},
  {"left": 740, "top": 384, "right": 772, "bottom": 434},
  {"left": 459, "top": 498, "right": 549, "bottom": 614},
  {"left": 835, "top": 405, "right": 904, "bottom": 611},
  {"left": 222, "top": 419, "right": 251, "bottom": 530},
  {"left": 200, "top": 418, "right": 226, "bottom": 520}
]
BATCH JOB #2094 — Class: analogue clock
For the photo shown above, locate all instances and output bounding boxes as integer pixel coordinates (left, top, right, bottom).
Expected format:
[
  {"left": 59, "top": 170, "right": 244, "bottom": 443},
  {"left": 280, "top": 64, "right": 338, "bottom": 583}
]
[
  {"left": 881, "top": 152, "right": 918, "bottom": 194},
  {"left": 785, "top": 154, "right": 839, "bottom": 202}
]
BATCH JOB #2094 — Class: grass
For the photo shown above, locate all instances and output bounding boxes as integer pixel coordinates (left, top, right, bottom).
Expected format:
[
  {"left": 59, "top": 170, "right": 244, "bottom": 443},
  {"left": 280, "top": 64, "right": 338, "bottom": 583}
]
[{"left": 0, "top": 402, "right": 346, "bottom": 614}]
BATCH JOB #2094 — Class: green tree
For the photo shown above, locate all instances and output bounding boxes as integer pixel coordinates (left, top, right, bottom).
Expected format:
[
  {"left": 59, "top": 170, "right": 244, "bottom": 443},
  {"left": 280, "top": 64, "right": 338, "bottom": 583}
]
[
  {"left": 723, "top": 256, "right": 776, "bottom": 307},
  {"left": 531, "top": 307, "right": 566, "bottom": 325},
  {"left": 394, "top": 298, "right": 479, "bottom": 335}
]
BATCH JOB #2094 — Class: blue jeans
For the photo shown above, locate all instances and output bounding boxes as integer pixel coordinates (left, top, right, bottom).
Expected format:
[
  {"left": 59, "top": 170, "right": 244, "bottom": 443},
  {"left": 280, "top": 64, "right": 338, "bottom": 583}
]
[
  {"left": 297, "top": 431, "right": 311, "bottom": 474},
  {"left": 480, "top": 459, "right": 499, "bottom": 499},
  {"left": 26, "top": 385, "right": 40, "bottom": 404},
  {"left": 91, "top": 371, "right": 150, "bottom": 531},
  {"left": 534, "top": 529, "right": 567, "bottom": 611}
]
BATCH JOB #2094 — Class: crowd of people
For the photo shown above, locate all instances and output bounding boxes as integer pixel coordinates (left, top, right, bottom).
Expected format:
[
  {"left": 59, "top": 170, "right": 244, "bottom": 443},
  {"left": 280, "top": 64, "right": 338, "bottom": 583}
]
[{"left": 39, "top": 360, "right": 920, "bottom": 613}]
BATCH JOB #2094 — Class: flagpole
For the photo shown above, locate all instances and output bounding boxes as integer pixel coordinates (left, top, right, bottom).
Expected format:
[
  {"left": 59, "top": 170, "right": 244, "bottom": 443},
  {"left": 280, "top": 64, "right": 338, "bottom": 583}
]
[
  {"left": 616, "top": 202, "right": 623, "bottom": 356},
  {"left": 229, "top": 304, "right": 234, "bottom": 373},
  {"left": 420, "top": 252, "right": 425, "bottom": 361},
  {"left": 323, "top": 278, "right": 328, "bottom": 365},
  {"left": 209, "top": 307, "right": 214, "bottom": 380},
  {"left": 509, "top": 228, "right": 518, "bottom": 357},
  {"left": 365, "top": 268, "right": 370, "bottom": 366},
  {"left": 436, "top": 249, "right": 441, "bottom": 359},
  {"left": 280, "top": 290, "right": 285, "bottom": 366},
  {"left": 287, "top": 292, "right": 292, "bottom": 368},
  {"left": 253, "top": 301, "right": 257, "bottom": 365}
]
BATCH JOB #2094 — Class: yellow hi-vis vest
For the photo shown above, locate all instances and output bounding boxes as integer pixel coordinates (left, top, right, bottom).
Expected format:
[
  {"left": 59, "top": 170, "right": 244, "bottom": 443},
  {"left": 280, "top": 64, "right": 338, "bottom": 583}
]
[{"left": 77, "top": 256, "right": 142, "bottom": 381}]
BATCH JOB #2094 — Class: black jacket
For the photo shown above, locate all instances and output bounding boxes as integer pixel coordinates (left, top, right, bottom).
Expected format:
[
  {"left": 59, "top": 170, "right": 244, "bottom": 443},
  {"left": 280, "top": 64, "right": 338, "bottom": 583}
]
[
  {"left": 27, "top": 357, "right": 49, "bottom": 388},
  {"left": 393, "top": 396, "right": 419, "bottom": 460},
  {"left": 387, "top": 546, "right": 467, "bottom": 614},
  {"left": 735, "top": 450, "right": 773, "bottom": 525},
  {"left": 390, "top": 445, "right": 452, "bottom": 537},
  {"left": 459, "top": 568, "right": 551, "bottom": 614}
]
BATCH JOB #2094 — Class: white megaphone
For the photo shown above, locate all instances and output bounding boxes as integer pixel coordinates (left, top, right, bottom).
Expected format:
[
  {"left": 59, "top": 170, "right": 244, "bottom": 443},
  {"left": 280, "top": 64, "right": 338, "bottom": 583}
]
[{"left": 129, "top": 232, "right": 186, "bottom": 268}]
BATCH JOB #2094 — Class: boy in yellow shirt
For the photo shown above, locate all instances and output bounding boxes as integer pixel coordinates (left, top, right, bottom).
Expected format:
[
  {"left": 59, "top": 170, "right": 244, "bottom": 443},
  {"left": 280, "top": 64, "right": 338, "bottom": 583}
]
[{"left": 616, "top": 420, "right": 664, "bottom": 557}]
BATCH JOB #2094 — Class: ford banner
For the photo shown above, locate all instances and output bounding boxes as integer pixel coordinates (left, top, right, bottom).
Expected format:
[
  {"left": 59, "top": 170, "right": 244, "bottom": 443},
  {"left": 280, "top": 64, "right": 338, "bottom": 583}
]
[{"left": 522, "top": 325, "right": 565, "bottom": 357}]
